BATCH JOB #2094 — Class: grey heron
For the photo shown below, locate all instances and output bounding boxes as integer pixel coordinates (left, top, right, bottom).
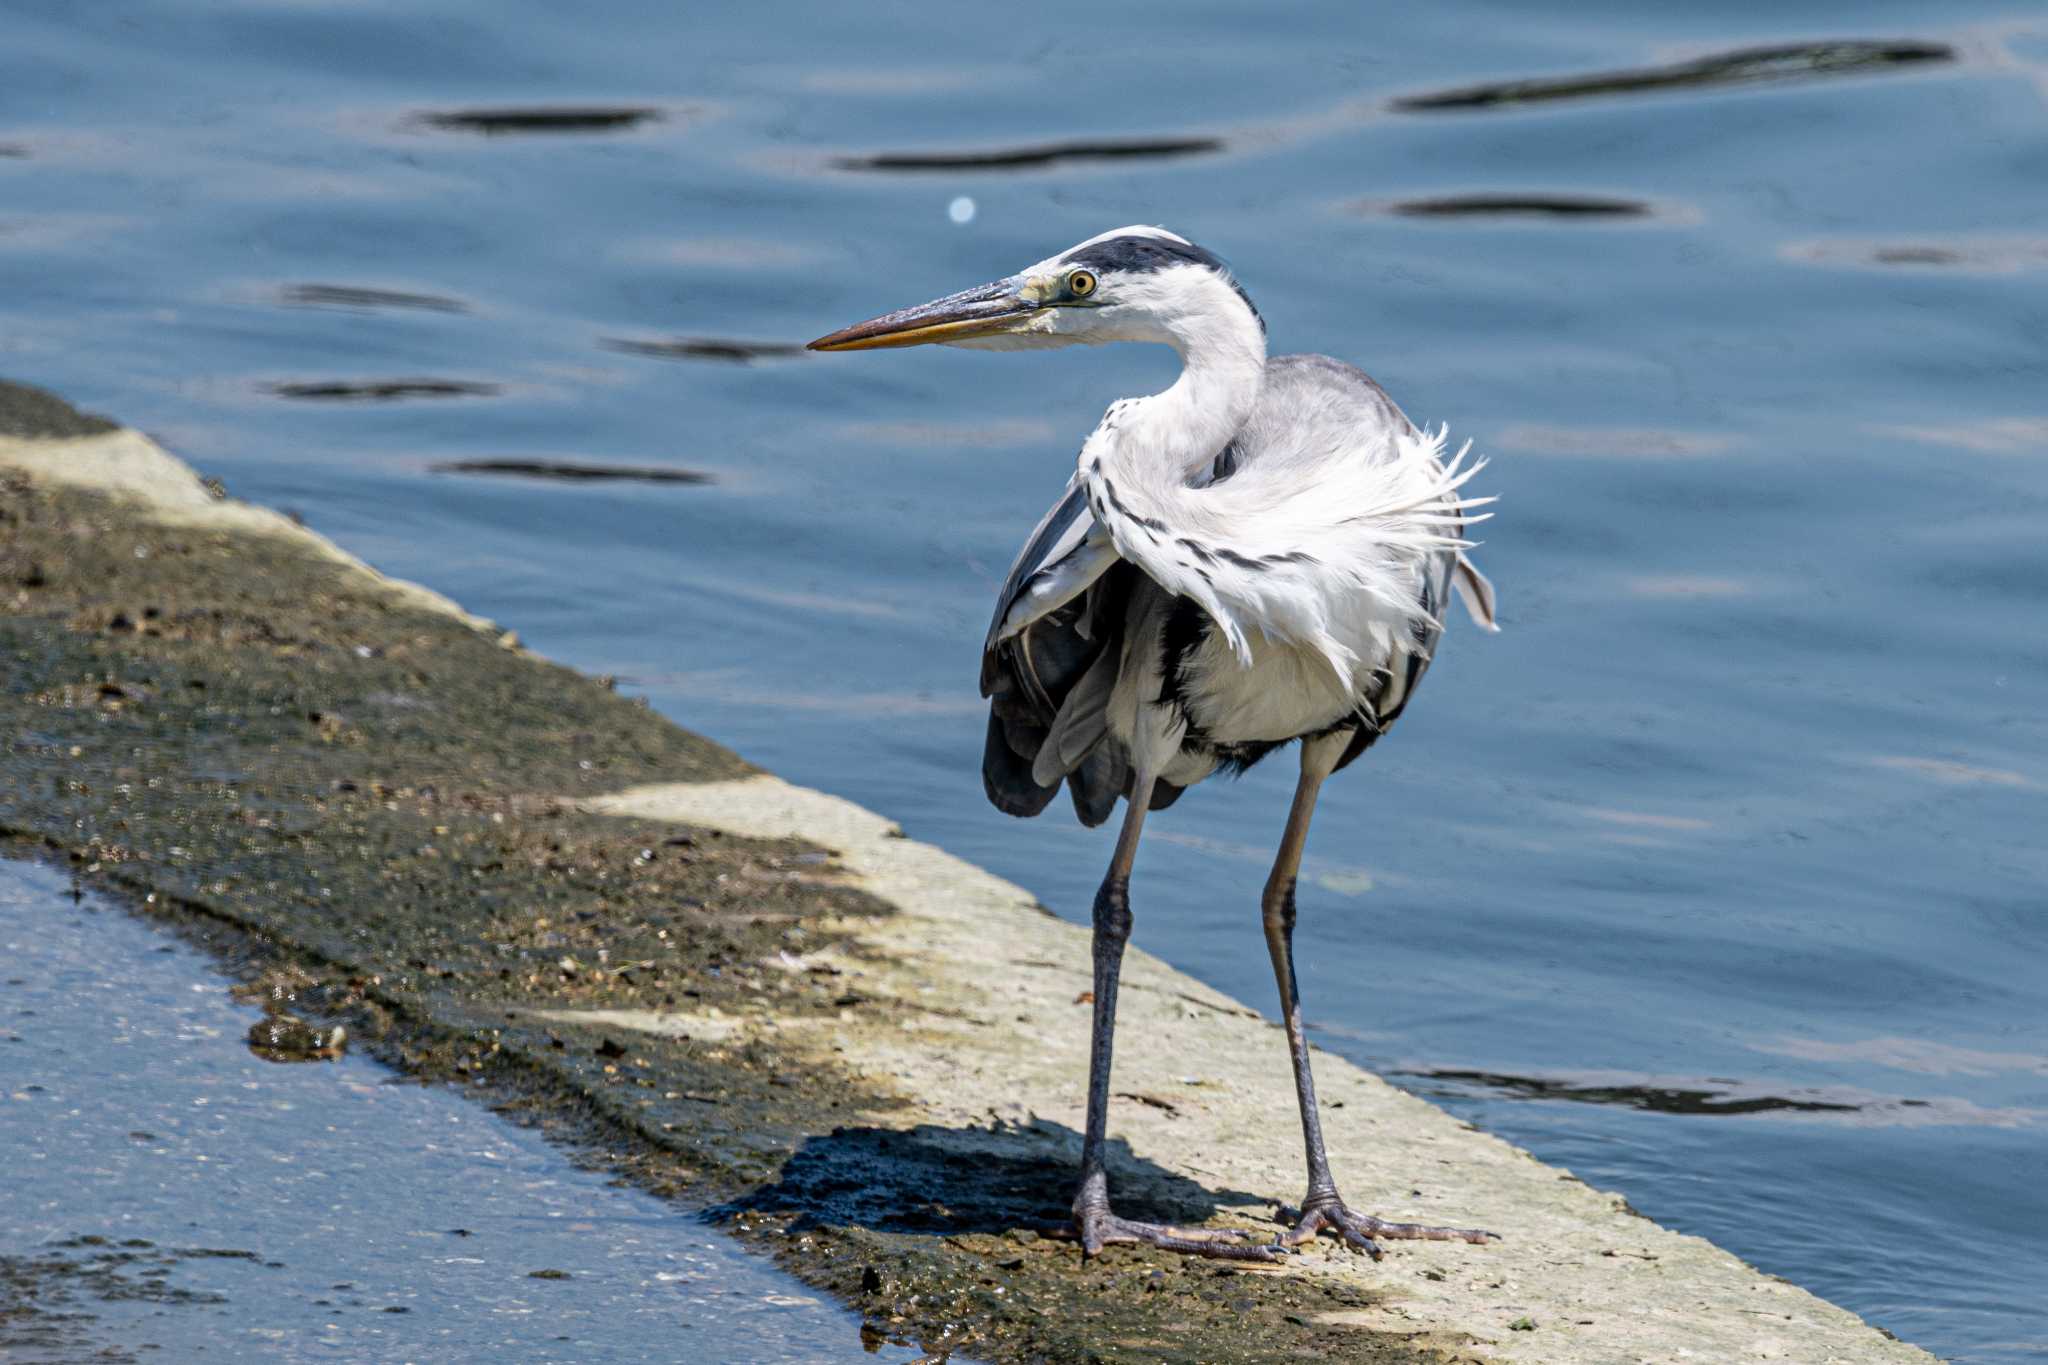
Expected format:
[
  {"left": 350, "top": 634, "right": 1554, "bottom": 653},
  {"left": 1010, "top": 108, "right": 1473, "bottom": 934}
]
[{"left": 810, "top": 226, "right": 1499, "bottom": 1263}]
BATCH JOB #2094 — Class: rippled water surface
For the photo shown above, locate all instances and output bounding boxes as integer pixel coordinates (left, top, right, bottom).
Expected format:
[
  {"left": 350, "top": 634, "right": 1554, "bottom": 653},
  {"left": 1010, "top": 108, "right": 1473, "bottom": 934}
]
[
  {"left": 4, "top": 3, "right": 2046, "bottom": 1359},
  {"left": 0, "top": 862, "right": 912, "bottom": 1363}
]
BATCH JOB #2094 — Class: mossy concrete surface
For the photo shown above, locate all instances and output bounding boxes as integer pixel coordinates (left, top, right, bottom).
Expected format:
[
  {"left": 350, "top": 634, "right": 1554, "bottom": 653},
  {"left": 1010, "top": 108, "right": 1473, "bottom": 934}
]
[{"left": 0, "top": 379, "right": 1932, "bottom": 1363}]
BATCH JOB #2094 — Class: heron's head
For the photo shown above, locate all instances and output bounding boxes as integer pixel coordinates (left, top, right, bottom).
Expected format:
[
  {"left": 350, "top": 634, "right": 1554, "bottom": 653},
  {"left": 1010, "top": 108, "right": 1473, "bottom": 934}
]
[{"left": 807, "top": 225, "right": 1264, "bottom": 357}]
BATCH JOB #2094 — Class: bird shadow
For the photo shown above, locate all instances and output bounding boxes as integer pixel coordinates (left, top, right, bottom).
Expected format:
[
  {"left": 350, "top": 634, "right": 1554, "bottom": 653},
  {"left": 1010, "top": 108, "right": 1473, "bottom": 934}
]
[{"left": 721, "top": 1117, "right": 1268, "bottom": 1238}]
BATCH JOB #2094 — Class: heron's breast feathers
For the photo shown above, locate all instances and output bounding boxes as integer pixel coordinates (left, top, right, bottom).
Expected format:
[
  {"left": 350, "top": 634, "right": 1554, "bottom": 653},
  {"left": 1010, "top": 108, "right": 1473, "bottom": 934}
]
[{"left": 1079, "top": 423, "right": 1492, "bottom": 681}]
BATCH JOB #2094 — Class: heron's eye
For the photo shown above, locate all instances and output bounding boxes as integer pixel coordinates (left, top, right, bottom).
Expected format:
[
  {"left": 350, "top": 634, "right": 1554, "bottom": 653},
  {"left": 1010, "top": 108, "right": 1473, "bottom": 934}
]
[{"left": 1066, "top": 269, "right": 1097, "bottom": 299}]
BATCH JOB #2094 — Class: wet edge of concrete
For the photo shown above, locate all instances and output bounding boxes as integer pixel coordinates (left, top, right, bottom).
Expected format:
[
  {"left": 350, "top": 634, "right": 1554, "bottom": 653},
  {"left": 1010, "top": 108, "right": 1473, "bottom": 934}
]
[{"left": 0, "top": 378, "right": 1933, "bottom": 1364}]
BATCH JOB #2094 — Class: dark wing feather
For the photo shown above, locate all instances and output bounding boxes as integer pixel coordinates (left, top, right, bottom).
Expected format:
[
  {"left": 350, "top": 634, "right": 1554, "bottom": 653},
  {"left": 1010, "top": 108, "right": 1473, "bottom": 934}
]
[
  {"left": 981, "top": 564, "right": 1134, "bottom": 826},
  {"left": 1068, "top": 748, "right": 1124, "bottom": 826},
  {"left": 980, "top": 477, "right": 1130, "bottom": 825},
  {"left": 979, "top": 445, "right": 1239, "bottom": 824},
  {"left": 1335, "top": 515, "right": 1456, "bottom": 773},
  {"left": 981, "top": 711, "right": 1060, "bottom": 816}
]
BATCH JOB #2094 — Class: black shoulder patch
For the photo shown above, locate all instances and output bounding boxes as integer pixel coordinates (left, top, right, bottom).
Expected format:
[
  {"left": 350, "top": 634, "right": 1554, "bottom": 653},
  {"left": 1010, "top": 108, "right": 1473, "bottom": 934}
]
[{"left": 1060, "top": 234, "right": 1264, "bottom": 333}]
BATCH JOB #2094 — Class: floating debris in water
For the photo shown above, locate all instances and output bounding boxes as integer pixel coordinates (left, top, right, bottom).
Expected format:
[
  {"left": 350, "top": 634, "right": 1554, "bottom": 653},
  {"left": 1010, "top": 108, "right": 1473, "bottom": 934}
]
[
  {"left": 413, "top": 106, "right": 664, "bottom": 135},
  {"left": 1394, "top": 40, "right": 1952, "bottom": 111},
  {"left": 1404, "top": 1067, "right": 1863, "bottom": 1116},
  {"left": 834, "top": 136, "right": 1222, "bottom": 171},
  {"left": 1397, "top": 1066, "right": 2046, "bottom": 1126},
  {"left": 1783, "top": 236, "right": 2048, "bottom": 274},
  {"left": 278, "top": 284, "right": 468, "bottom": 314},
  {"left": 947, "top": 196, "right": 976, "bottom": 224},
  {"left": 601, "top": 336, "right": 806, "bottom": 363},
  {"left": 1378, "top": 193, "right": 1654, "bottom": 219},
  {"left": 430, "top": 459, "right": 711, "bottom": 486},
  {"left": 269, "top": 379, "right": 499, "bottom": 401}
]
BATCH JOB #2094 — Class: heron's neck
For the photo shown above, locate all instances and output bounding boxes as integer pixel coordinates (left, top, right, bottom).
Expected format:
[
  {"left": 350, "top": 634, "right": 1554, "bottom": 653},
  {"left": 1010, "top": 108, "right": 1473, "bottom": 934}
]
[{"left": 1090, "top": 287, "right": 1266, "bottom": 486}]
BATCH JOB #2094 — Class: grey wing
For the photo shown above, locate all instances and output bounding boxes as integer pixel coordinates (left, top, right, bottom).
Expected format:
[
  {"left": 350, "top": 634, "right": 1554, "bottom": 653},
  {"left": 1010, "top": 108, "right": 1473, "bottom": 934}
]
[
  {"left": 981, "top": 443, "right": 1242, "bottom": 654},
  {"left": 1253, "top": 356, "right": 1498, "bottom": 771},
  {"left": 979, "top": 476, "right": 1131, "bottom": 826},
  {"left": 979, "top": 446, "right": 1248, "bottom": 825},
  {"left": 1332, "top": 542, "right": 1454, "bottom": 774},
  {"left": 983, "top": 473, "right": 1119, "bottom": 651},
  {"left": 1263, "top": 354, "right": 1497, "bottom": 632}
]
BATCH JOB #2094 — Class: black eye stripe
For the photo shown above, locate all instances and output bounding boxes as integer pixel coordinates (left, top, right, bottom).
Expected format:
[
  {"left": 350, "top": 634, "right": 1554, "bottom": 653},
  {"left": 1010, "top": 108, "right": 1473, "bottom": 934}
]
[{"left": 1060, "top": 234, "right": 1222, "bottom": 276}]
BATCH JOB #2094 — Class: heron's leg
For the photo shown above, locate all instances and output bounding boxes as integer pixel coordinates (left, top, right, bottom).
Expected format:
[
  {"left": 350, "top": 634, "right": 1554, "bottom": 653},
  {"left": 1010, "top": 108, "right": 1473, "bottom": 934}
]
[
  {"left": 1264, "top": 733, "right": 1498, "bottom": 1259},
  {"left": 1064, "top": 769, "right": 1279, "bottom": 1263}
]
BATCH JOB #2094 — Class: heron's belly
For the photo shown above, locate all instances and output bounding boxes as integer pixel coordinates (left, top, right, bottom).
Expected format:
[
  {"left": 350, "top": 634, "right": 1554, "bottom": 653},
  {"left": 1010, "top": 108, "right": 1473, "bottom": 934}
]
[{"left": 1178, "top": 632, "right": 1374, "bottom": 744}]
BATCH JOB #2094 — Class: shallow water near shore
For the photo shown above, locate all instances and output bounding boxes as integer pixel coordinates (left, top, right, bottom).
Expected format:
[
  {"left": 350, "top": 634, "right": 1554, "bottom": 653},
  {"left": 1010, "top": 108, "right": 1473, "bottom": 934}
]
[
  {"left": 0, "top": 861, "right": 913, "bottom": 1363},
  {"left": 4, "top": 2, "right": 2046, "bottom": 1359}
]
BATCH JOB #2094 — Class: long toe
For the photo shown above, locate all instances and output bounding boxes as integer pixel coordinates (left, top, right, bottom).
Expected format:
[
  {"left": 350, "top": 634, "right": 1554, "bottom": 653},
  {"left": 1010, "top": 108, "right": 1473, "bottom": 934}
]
[
  {"left": 1067, "top": 1208, "right": 1286, "bottom": 1264},
  {"left": 1281, "top": 1197, "right": 1497, "bottom": 1258}
]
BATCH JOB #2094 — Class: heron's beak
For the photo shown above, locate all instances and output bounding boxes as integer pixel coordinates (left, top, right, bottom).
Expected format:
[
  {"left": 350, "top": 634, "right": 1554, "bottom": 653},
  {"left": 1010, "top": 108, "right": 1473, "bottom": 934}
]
[{"left": 808, "top": 277, "right": 1039, "bottom": 352}]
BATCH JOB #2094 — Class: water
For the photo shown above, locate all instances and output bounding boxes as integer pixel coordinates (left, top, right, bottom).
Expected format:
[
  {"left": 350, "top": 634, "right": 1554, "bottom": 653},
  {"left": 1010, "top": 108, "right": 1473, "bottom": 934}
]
[
  {"left": 0, "top": 861, "right": 915, "bottom": 1363},
  {"left": 3, "top": 2, "right": 2045, "bottom": 1358}
]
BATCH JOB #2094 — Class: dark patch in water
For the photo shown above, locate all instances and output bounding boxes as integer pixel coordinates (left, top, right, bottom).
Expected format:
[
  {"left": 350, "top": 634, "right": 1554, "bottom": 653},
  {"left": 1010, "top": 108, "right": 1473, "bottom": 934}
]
[
  {"left": 834, "top": 136, "right": 1222, "bottom": 172},
  {"left": 1876, "top": 246, "right": 1961, "bottom": 266},
  {"left": 431, "top": 459, "right": 711, "bottom": 486},
  {"left": 269, "top": 379, "right": 498, "bottom": 402},
  {"left": 1385, "top": 193, "right": 1653, "bottom": 219},
  {"left": 1394, "top": 40, "right": 1953, "bottom": 112},
  {"left": 414, "top": 107, "right": 663, "bottom": 136},
  {"left": 279, "top": 284, "right": 468, "bottom": 314},
  {"left": 1407, "top": 1068, "right": 1863, "bottom": 1116},
  {"left": 602, "top": 336, "right": 807, "bottom": 364},
  {"left": 1785, "top": 237, "right": 2048, "bottom": 273},
  {"left": 0, "top": 1239, "right": 298, "bottom": 1357},
  {"left": 0, "top": 145, "right": 27, "bottom": 159}
]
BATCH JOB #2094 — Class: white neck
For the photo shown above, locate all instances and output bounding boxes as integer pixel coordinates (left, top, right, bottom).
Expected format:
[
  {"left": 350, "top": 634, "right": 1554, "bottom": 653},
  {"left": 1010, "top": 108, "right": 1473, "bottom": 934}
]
[
  {"left": 1084, "top": 271, "right": 1267, "bottom": 485},
  {"left": 1073, "top": 276, "right": 1268, "bottom": 659}
]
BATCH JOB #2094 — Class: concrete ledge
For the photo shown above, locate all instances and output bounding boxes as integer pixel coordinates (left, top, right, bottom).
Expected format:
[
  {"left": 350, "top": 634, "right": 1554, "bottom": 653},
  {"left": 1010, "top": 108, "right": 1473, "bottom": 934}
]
[
  {"left": 578, "top": 776, "right": 1929, "bottom": 1364},
  {"left": 0, "top": 424, "right": 494, "bottom": 634},
  {"left": 0, "top": 380, "right": 1931, "bottom": 1362}
]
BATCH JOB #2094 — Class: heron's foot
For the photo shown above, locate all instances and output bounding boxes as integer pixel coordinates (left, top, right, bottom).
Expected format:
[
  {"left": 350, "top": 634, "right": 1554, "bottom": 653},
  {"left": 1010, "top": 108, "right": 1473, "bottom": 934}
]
[
  {"left": 1277, "top": 1192, "right": 1498, "bottom": 1260},
  {"left": 1060, "top": 1199, "right": 1284, "bottom": 1263}
]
